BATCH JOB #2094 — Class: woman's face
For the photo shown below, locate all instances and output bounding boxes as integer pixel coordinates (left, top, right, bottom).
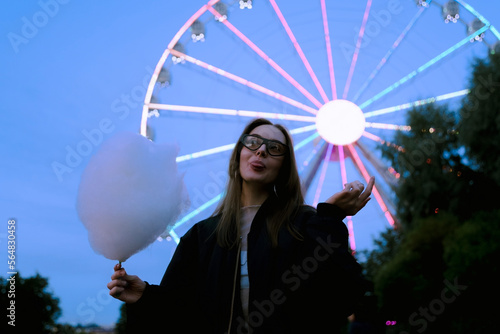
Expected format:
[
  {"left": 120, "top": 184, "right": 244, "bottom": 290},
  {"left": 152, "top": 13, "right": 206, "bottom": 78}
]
[{"left": 239, "top": 124, "right": 286, "bottom": 188}]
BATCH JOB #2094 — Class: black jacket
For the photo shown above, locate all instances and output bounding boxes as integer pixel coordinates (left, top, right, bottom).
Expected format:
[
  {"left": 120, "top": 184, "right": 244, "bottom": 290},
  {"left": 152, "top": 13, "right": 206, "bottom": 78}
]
[{"left": 126, "top": 195, "right": 368, "bottom": 333}]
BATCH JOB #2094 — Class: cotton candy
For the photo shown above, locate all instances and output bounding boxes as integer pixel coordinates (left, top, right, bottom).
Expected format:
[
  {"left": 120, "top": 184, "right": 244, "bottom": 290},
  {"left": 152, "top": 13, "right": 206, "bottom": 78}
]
[{"left": 76, "top": 131, "right": 189, "bottom": 262}]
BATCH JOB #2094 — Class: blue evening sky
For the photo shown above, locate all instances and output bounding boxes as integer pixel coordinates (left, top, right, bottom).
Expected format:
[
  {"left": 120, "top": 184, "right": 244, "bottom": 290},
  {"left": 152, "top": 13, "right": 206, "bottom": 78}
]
[{"left": 2, "top": 0, "right": 499, "bottom": 328}]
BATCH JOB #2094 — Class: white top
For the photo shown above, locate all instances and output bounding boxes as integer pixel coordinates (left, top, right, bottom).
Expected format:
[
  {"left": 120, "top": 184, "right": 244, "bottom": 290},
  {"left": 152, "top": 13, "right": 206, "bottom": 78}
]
[{"left": 240, "top": 205, "right": 260, "bottom": 321}]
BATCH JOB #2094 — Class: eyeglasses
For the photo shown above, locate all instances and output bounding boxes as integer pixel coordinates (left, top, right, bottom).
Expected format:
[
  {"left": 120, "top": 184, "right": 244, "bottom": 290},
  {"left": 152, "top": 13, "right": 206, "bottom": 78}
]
[{"left": 240, "top": 134, "right": 288, "bottom": 156}]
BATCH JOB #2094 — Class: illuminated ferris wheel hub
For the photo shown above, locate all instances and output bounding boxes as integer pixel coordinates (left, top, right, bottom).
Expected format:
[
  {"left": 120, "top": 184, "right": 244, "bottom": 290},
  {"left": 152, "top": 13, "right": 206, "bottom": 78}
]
[{"left": 315, "top": 99, "right": 366, "bottom": 146}]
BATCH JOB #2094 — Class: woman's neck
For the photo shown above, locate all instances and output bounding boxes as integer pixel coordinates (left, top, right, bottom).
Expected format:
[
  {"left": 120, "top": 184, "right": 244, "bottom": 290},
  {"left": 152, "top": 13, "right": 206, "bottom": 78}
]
[{"left": 241, "top": 182, "right": 270, "bottom": 207}]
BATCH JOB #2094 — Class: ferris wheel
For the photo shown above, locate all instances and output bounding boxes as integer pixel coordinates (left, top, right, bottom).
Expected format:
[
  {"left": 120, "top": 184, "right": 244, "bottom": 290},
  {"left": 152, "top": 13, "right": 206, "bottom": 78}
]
[{"left": 139, "top": 0, "right": 500, "bottom": 251}]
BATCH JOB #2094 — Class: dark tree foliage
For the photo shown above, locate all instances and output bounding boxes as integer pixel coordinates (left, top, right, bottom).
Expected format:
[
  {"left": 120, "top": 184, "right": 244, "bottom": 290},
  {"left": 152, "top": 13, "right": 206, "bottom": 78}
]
[
  {"left": 458, "top": 52, "right": 500, "bottom": 186},
  {"left": 0, "top": 272, "right": 61, "bottom": 334},
  {"left": 358, "top": 226, "right": 402, "bottom": 283},
  {"left": 373, "top": 214, "right": 458, "bottom": 333},
  {"left": 360, "top": 51, "right": 500, "bottom": 333},
  {"left": 441, "top": 209, "right": 500, "bottom": 333},
  {"left": 379, "top": 104, "right": 465, "bottom": 227},
  {"left": 115, "top": 303, "right": 127, "bottom": 334}
]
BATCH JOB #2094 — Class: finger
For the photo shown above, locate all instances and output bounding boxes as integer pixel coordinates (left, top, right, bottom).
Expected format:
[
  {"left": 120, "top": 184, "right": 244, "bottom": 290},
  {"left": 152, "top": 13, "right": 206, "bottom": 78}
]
[
  {"left": 360, "top": 196, "right": 371, "bottom": 209},
  {"left": 355, "top": 182, "right": 364, "bottom": 191},
  {"left": 109, "top": 286, "right": 124, "bottom": 298},
  {"left": 346, "top": 180, "right": 365, "bottom": 191},
  {"left": 111, "top": 269, "right": 127, "bottom": 280},
  {"left": 366, "top": 176, "right": 375, "bottom": 191},
  {"left": 359, "top": 177, "right": 375, "bottom": 201},
  {"left": 107, "top": 279, "right": 126, "bottom": 291},
  {"left": 350, "top": 183, "right": 364, "bottom": 196}
]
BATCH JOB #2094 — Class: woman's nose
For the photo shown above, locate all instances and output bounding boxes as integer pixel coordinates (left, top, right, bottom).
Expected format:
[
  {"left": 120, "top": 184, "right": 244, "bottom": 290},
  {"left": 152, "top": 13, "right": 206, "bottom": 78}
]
[{"left": 256, "top": 144, "right": 267, "bottom": 156}]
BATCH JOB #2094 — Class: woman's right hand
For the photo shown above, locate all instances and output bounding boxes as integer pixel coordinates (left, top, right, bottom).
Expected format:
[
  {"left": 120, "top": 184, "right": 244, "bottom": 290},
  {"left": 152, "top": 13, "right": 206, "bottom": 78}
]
[{"left": 107, "top": 263, "right": 146, "bottom": 304}]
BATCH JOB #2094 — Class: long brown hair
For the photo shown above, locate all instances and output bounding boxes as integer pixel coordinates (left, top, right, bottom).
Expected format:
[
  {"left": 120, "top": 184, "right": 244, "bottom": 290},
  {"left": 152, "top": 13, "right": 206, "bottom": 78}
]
[{"left": 213, "top": 118, "right": 304, "bottom": 248}]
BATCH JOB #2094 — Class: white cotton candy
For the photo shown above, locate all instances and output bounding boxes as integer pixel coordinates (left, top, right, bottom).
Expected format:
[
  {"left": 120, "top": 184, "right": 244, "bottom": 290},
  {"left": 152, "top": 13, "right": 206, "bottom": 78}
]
[{"left": 76, "top": 131, "right": 189, "bottom": 262}]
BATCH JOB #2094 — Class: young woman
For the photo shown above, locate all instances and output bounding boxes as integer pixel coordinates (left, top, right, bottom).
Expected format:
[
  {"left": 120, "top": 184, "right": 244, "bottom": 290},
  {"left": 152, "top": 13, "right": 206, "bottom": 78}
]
[{"left": 108, "top": 118, "right": 374, "bottom": 333}]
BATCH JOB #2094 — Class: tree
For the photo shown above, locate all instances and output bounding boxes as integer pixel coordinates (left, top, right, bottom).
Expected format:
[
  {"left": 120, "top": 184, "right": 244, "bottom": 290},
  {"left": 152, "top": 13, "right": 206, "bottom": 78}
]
[
  {"left": 373, "top": 214, "right": 458, "bottom": 333},
  {"left": 358, "top": 226, "right": 401, "bottom": 283},
  {"left": 361, "top": 51, "right": 500, "bottom": 333},
  {"left": 115, "top": 303, "right": 127, "bottom": 334},
  {"left": 441, "top": 209, "right": 500, "bottom": 333},
  {"left": 458, "top": 52, "right": 500, "bottom": 186},
  {"left": 379, "top": 103, "right": 466, "bottom": 228},
  {"left": 1, "top": 272, "right": 61, "bottom": 333}
]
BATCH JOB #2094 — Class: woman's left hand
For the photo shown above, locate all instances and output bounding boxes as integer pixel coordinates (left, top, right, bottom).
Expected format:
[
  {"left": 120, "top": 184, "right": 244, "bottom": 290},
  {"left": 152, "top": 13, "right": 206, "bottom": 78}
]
[{"left": 325, "top": 176, "right": 375, "bottom": 216}]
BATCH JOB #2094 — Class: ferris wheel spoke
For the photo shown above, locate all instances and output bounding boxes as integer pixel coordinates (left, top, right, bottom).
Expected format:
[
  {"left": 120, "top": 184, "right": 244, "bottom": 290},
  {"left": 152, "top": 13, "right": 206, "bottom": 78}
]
[
  {"left": 207, "top": 6, "right": 323, "bottom": 108},
  {"left": 343, "top": 0, "right": 373, "bottom": 100},
  {"left": 299, "top": 140, "right": 327, "bottom": 193},
  {"left": 176, "top": 144, "right": 235, "bottom": 163},
  {"left": 293, "top": 131, "right": 320, "bottom": 151},
  {"left": 361, "top": 131, "right": 405, "bottom": 159},
  {"left": 346, "top": 144, "right": 395, "bottom": 226},
  {"left": 346, "top": 218, "right": 356, "bottom": 253},
  {"left": 168, "top": 49, "right": 318, "bottom": 115},
  {"left": 352, "top": 6, "right": 426, "bottom": 103},
  {"left": 363, "top": 89, "right": 470, "bottom": 119},
  {"left": 312, "top": 143, "right": 334, "bottom": 207},
  {"left": 320, "top": 0, "right": 337, "bottom": 100},
  {"left": 361, "top": 130, "right": 382, "bottom": 143},
  {"left": 299, "top": 140, "right": 325, "bottom": 174},
  {"left": 356, "top": 140, "right": 400, "bottom": 190},
  {"left": 170, "top": 192, "right": 224, "bottom": 241},
  {"left": 359, "top": 24, "right": 490, "bottom": 110},
  {"left": 338, "top": 145, "right": 356, "bottom": 252},
  {"left": 356, "top": 141, "right": 398, "bottom": 212},
  {"left": 269, "top": 0, "right": 329, "bottom": 103},
  {"left": 365, "top": 122, "right": 411, "bottom": 131},
  {"left": 149, "top": 103, "right": 316, "bottom": 122},
  {"left": 289, "top": 124, "right": 317, "bottom": 135}
]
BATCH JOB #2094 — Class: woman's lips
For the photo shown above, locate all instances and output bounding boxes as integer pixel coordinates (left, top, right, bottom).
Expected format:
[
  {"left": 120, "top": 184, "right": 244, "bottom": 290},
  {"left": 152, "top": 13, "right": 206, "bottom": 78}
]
[{"left": 250, "top": 161, "right": 265, "bottom": 171}]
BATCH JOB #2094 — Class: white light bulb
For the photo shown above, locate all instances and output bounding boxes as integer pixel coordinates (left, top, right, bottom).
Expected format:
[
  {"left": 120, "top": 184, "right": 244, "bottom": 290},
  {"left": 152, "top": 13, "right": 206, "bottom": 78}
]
[{"left": 315, "top": 99, "right": 366, "bottom": 146}]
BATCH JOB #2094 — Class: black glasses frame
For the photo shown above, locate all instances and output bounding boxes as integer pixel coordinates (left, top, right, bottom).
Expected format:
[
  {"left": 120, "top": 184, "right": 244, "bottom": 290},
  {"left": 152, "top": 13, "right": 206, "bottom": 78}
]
[{"left": 240, "top": 134, "right": 288, "bottom": 156}]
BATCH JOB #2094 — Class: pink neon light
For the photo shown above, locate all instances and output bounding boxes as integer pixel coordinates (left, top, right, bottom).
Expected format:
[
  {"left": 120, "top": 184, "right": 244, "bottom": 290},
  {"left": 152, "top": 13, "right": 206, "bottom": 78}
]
[
  {"left": 347, "top": 219, "right": 356, "bottom": 253},
  {"left": 339, "top": 146, "right": 348, "bottom": 187},
  {"left": 321, "top": 0, "right": 337, "bottom": 100},
  {"left": 269, "top": 0, "right": 329, "bottom": 103},
  {"left": 362, "top": 131, "right": 383, "bottom": 142},
  {"left": 148, "top": 103, "right": 316, "bottom": 122},
  {"left": 347, "top": 144, "right": 395, "bottom": 226},
  {"left": 313, "top": 144, "right": 334, "bottom": 207},
  {"left": 339, "top": 145, "right": 356, "bottom": 251},
  {"left": 207, "top": 6, "right": 323, "bottom": 109},
  {"left": 169, "top": 49, "right": 317, "bottom": 115},
  {"left": 343, "top": 0, "right": 373, "bottom": 99}
]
